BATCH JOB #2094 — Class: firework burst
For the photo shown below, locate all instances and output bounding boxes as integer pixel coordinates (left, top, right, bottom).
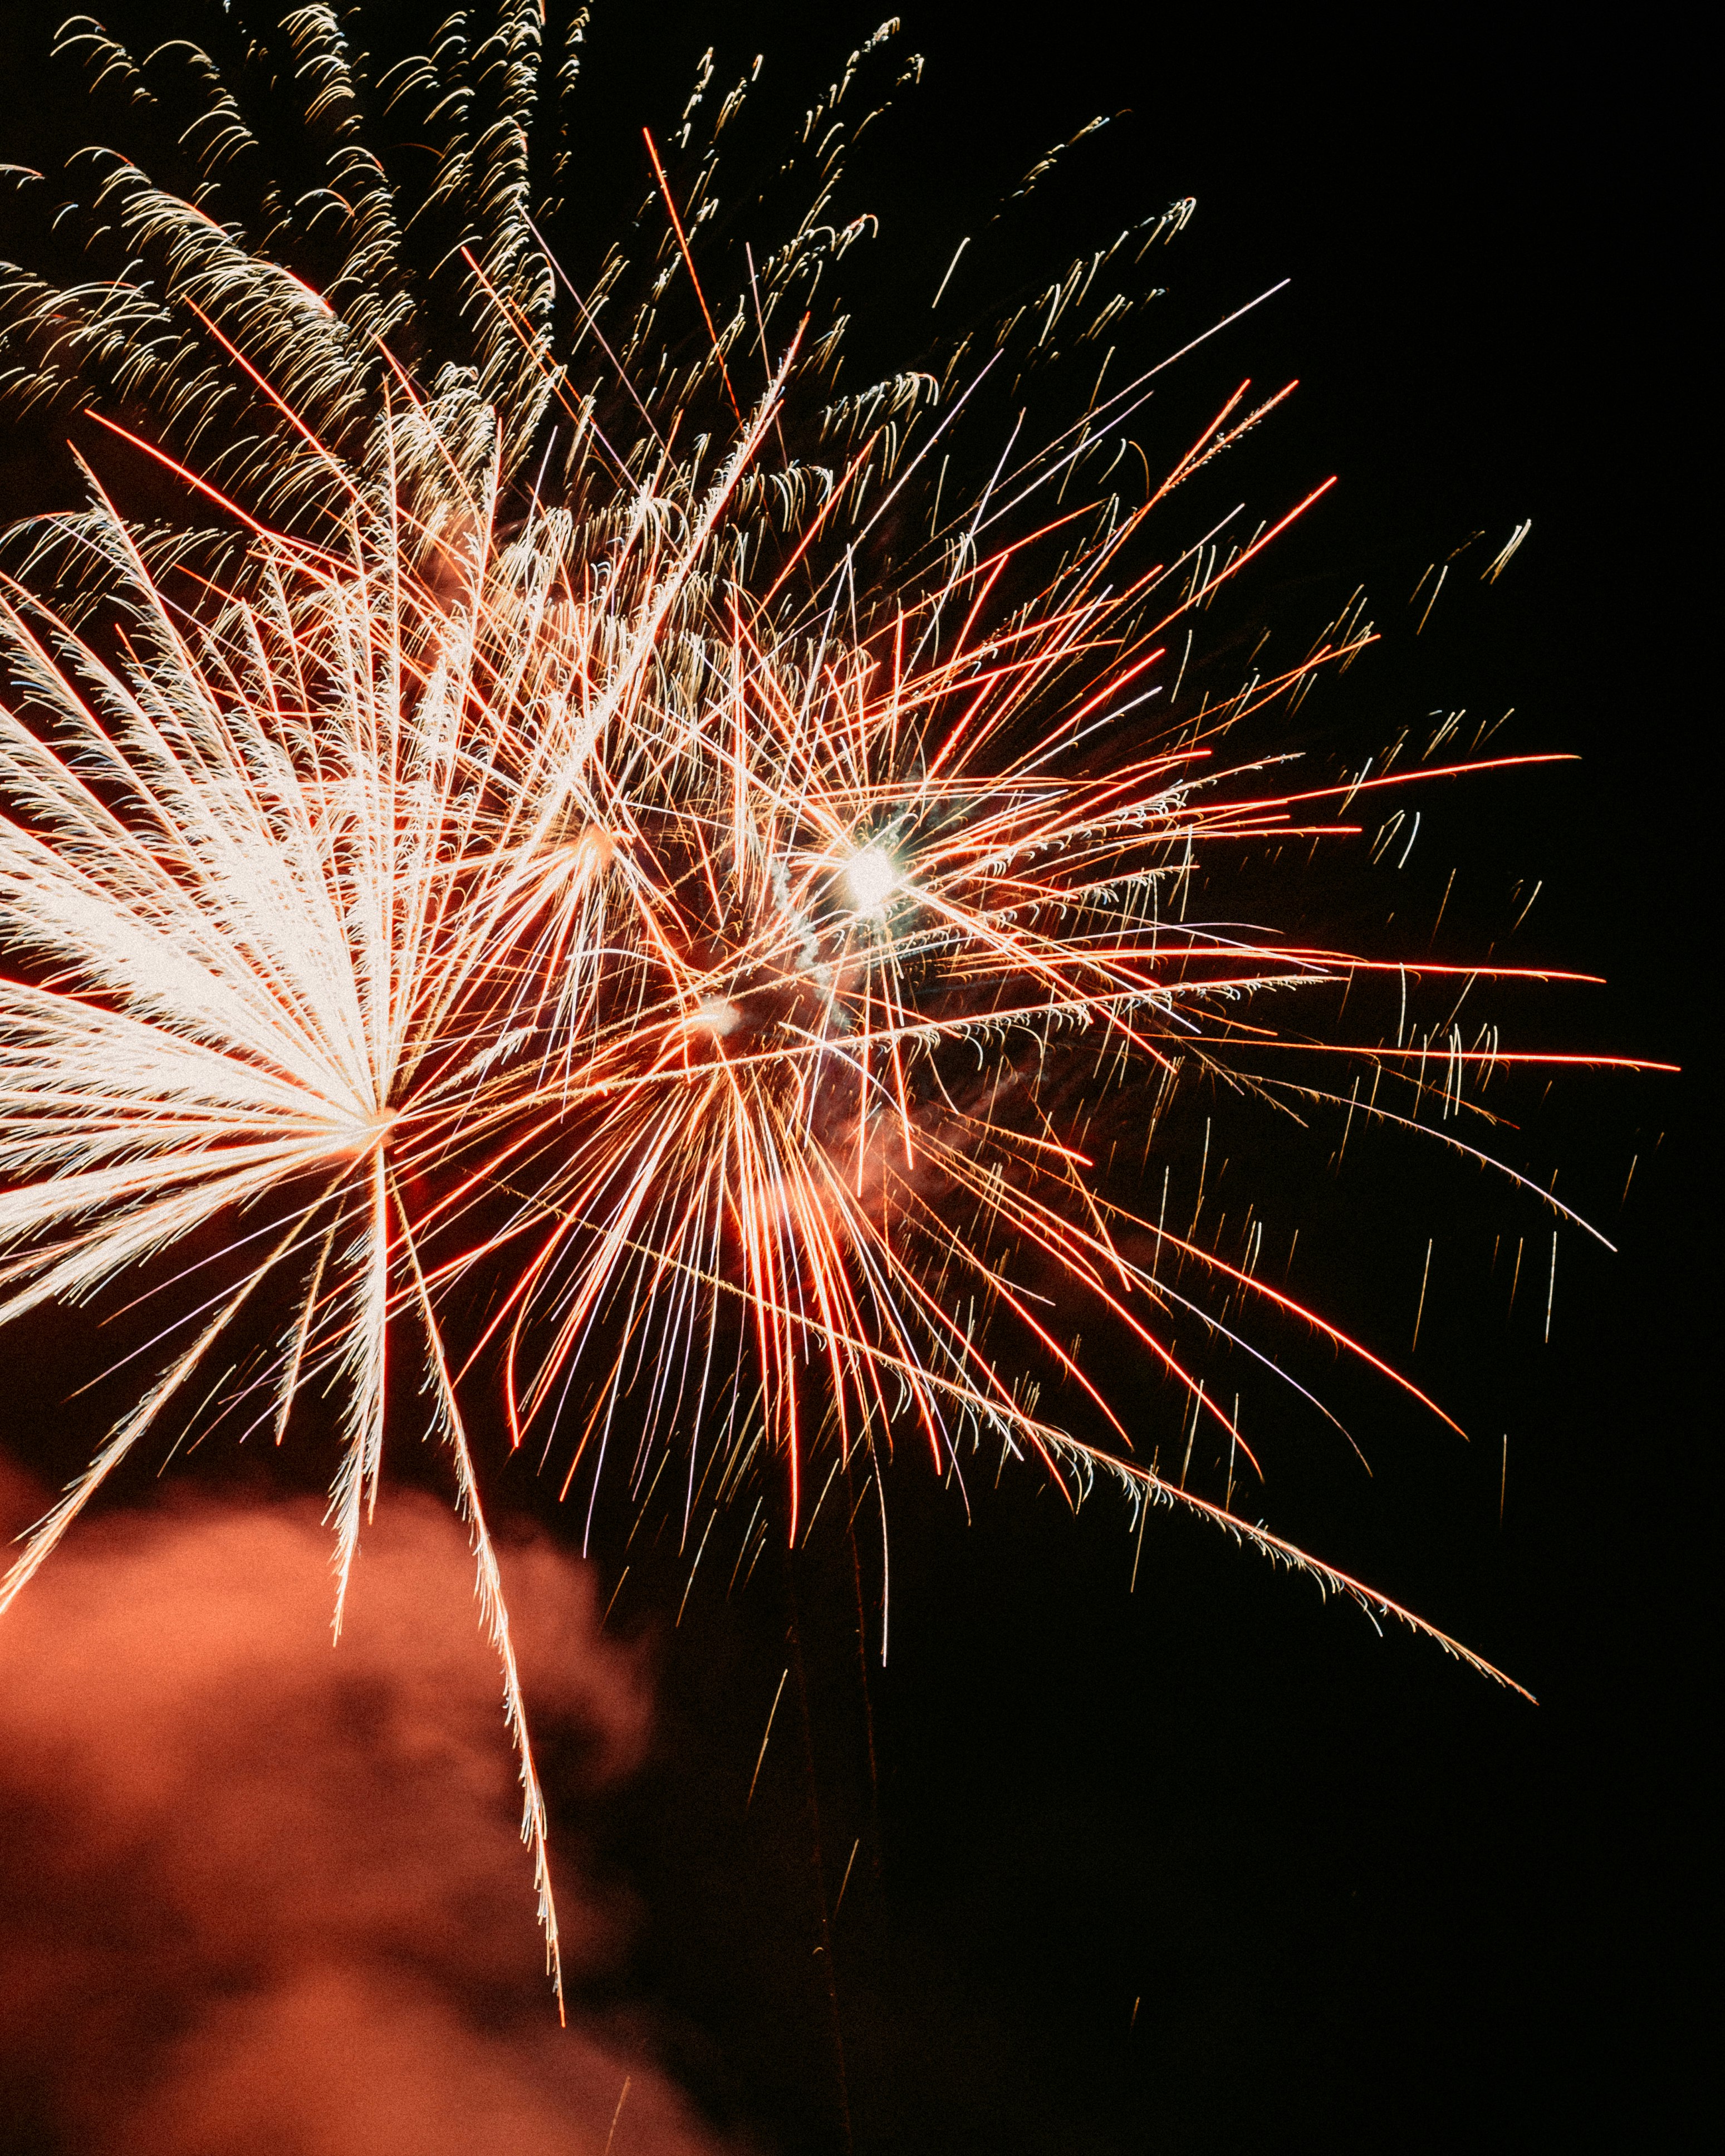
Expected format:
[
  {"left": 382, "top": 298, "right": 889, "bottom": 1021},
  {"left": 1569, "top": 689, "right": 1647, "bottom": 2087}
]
[{"left": 0, "top": 3, "right": 1668, "bottom": 1995}]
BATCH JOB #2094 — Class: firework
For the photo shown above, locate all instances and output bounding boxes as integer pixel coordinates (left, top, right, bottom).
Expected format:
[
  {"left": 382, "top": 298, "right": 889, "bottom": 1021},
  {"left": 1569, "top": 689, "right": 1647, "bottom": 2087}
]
[
  {"left": 0, "top": 4, "right": 1667, "bottom": 1995},
  {"left": 0, "top": 463, "right": 592, "bottom": 1979}
]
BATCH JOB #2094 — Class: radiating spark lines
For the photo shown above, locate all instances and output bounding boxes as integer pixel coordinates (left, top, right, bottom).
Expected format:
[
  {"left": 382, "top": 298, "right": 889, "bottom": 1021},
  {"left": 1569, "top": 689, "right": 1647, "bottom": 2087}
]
[{"left": 0, "top": 1, "right": 1665, "bottom": 1992}]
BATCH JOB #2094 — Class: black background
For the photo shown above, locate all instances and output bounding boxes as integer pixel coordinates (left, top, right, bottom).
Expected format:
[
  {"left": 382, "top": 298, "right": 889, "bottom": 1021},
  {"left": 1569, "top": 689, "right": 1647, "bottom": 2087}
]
[{"left": 0, "top": 4, "right": 1704, "bottom": 2150}]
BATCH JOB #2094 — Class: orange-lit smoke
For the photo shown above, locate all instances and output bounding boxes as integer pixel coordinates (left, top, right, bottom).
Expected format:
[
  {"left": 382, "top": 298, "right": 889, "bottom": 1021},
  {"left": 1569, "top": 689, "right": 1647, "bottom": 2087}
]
[{"left": 0, "top": 1461, "right": 737, "bottom": 2155}]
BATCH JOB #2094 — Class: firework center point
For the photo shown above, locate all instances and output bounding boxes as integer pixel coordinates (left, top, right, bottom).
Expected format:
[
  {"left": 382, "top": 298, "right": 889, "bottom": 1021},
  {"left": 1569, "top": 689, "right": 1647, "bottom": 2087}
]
[
  {"left": 335, "top": 1105, "right": 399, "bottom": 1152},
  {"left": 843, "top": 845, "right": 899, "bottom": 917},
  {"left": 688, "top": 997, "right": 742, "bottom": 1037},
  {"left": 572, "top": 826, "right": 616, "bottom": 876}
]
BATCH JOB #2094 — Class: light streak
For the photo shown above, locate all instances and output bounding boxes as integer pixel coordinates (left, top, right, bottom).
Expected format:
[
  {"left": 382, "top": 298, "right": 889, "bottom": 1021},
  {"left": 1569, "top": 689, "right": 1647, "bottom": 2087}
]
[{"left": 0, "top": 0, "right": 1663, "bottom": 1984}]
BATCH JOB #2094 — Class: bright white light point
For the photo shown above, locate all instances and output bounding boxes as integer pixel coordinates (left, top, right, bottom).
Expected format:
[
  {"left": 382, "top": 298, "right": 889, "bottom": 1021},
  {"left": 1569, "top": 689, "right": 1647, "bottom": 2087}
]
[
  {"left": 844, "top": 845, "right": 898, "bottom": 916},
  {"left": 688, "top": 997, "right": 741, "bottom": 1036}
]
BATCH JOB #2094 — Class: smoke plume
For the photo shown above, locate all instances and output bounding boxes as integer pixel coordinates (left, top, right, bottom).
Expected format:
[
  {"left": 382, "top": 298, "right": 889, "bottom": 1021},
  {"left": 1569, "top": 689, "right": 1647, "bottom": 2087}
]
[{"left": 0, "top": 1459, "right": 734, "bottom": 2154}]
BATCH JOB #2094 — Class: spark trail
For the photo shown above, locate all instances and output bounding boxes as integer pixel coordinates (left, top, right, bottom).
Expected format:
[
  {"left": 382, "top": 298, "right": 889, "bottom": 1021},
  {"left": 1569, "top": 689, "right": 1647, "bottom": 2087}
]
[{"left": 0, "top": 3, "right": 1668, "bottom": 1982}]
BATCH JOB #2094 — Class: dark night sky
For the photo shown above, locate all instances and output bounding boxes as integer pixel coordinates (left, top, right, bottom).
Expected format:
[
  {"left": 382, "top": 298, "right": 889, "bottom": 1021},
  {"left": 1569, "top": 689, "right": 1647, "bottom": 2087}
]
[{"left": 0, "top": 5, "right": 1703, "bottom": 2152}]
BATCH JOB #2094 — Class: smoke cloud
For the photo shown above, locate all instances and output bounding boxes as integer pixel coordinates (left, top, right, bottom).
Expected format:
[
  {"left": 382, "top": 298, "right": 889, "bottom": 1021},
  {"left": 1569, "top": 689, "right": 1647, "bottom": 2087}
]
[{"left": 0, "top": 1459, "right": 734, "bottom": 2154}]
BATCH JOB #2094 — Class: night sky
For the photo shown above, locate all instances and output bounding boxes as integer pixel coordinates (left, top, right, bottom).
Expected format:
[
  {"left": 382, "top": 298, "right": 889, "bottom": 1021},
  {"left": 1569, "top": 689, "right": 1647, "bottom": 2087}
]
[{"left": 0, "top": 5, "right": 1701, "bottom": 2152}]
